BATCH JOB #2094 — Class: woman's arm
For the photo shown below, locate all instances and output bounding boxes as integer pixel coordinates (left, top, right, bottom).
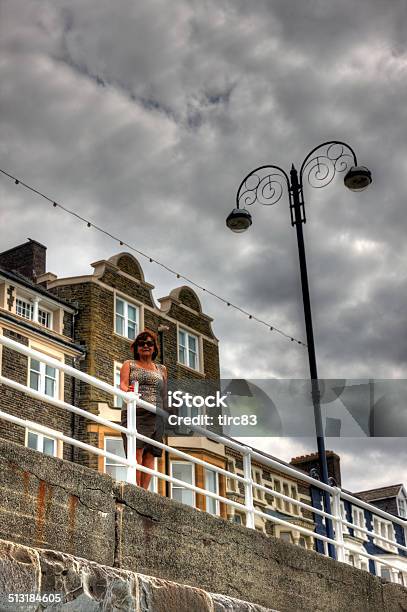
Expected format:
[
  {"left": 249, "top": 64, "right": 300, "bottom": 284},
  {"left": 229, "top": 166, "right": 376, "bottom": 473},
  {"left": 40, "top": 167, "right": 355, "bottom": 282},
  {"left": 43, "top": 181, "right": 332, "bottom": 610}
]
[{"left": 120, "top": 360, "right": 131, "bottom": 392}]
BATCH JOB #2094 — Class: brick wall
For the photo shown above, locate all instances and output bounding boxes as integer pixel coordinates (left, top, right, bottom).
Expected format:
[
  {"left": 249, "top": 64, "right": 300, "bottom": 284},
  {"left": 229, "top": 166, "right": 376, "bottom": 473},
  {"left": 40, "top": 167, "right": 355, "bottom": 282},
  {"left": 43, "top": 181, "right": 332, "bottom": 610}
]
[{"left": 0, "top": 328, "right": 75, "bottom": 461}]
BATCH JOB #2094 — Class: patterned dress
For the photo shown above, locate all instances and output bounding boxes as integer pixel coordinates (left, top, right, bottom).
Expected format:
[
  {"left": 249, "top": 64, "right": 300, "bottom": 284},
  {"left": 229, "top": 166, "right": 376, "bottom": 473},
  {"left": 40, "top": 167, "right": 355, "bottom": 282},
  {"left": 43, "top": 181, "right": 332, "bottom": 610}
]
[{"left": 121, "top": 361, "right": 166, "bottom": 458}]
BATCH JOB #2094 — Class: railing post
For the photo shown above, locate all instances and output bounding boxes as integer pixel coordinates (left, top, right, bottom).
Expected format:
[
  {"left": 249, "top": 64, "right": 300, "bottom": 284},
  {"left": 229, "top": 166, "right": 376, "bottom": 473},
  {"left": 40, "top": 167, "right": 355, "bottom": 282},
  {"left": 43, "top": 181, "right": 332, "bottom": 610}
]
[
  {"left": 332, "top": 487, "right": 345, "bottom": 563},
  {"left": 126, "top": 383, "right": 139, "bottom": 485},
  {"left": 243, "top": 450, "right": 255, "bottom": 529}
]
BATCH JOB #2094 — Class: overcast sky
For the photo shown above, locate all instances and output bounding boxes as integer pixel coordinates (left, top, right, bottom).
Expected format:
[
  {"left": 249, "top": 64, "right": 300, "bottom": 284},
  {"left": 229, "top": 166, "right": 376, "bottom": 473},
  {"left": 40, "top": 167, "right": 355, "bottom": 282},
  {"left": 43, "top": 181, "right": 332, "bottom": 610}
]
[{"left": 1, "top": 0, "right": 406, "bottom": 493}]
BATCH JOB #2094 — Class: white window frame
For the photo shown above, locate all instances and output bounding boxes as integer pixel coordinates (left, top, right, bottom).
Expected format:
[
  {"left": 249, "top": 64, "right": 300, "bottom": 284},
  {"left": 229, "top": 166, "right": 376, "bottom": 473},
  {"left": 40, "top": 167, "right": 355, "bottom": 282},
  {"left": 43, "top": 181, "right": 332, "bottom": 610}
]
[
  {"left": 16, "top": 297, "right": 33, "bottom": 320},
  {"left": 114, "top": 295, "right": 140, "bottom": 340},
  {"left": 177, "top": 327, "right": 200, "bottom": 372},
  {"left": 373, "top": 516, "right": 397, "bottom": 552},
  {"left": 252, "top": 468, "right": 265, "bottom": 502},
  {"left": 352, "top": 507, "right": 368, "bottom": 540},
  {"left": 274, "top": 478, "right": 282, "bottom": 511},
  {"left": 104, "top": 436, "right": 127, "bottom": 481},
  {"left": 282, "top": 481, "right": 291, "bottom": 513},
  {"left": 29, "top": 357, "right": 59, "bottom": 399},
  {"left": 397, "top": 495, "right": 407, "bottom": 519},
  {"left": 226, "top": 459, "right": 238, "bottom": 493},
  {"left": 38, "top": 306, "right": 53, "bottom": 329},
  {"left": 16, "top": 295, "right": 53, "bottom": 329},
  {"left": 170, "top": 461, "right": 195, "bottom": 507},
  {"left": 205, "top": 467, "right": 220, "bottom": 515},
  {"left": 340, "top": 501, "right": 350, "bottom": 534},
  {"left": 25, "top": 427, "right": 61, "bottom": 458}
]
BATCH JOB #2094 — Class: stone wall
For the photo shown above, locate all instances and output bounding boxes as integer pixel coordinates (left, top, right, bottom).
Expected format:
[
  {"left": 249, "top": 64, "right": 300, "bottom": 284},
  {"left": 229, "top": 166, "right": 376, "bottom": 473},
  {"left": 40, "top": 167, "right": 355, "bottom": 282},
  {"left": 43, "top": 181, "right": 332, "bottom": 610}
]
[
  {"left": 0, "top": 540, "right": 275, "bottom": 612},
  {"left": 0, "top": 439, "right": 406, "bottom": 611}
]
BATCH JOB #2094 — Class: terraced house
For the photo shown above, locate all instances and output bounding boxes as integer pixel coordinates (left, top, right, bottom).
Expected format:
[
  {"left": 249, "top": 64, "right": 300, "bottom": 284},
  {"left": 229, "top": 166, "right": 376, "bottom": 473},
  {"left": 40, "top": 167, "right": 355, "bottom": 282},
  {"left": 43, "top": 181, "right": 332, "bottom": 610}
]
[
  {"left": 299, "top": 451, "right": 407, "bottom": 584},
  {"left": 0, "top": 239, "right": 85, "bottom": 459}
]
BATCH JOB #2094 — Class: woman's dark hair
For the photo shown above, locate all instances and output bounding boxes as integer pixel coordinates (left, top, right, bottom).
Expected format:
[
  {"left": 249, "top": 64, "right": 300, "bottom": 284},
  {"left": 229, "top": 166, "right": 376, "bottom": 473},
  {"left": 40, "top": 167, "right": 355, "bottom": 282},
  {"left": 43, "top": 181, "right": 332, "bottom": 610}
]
[{"left": 131, "top": 329, "right": 159, "bottom": 360}]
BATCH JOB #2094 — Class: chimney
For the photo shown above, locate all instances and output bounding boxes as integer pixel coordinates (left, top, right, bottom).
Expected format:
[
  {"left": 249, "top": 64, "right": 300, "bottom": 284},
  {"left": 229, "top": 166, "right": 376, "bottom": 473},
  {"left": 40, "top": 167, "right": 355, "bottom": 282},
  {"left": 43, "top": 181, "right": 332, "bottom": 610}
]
[
  {"left": 290, "top": 451, "right": 342, "bottom": 486},
  {"left": 0, "top": 238, "right": 47, "bottom": 281}
]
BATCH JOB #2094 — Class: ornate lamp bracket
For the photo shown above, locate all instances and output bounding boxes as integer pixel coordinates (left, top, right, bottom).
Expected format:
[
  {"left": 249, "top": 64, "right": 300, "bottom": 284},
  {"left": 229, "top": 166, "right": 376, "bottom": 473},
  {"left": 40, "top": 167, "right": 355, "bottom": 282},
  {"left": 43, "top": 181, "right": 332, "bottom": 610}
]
[
  {"left": 299, "top": 141, "right": 358, "bottom": 192},
  {"left": 236, "top": 164, "right": 291, "bottom": 210}
]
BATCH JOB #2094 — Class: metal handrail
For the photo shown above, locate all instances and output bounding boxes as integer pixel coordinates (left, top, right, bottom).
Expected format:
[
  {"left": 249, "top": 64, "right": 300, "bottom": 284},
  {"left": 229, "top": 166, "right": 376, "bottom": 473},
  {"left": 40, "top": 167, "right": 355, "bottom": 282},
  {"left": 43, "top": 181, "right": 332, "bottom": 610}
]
[{"left": 1, "top": 333, "right": 406, "bottom": 581}]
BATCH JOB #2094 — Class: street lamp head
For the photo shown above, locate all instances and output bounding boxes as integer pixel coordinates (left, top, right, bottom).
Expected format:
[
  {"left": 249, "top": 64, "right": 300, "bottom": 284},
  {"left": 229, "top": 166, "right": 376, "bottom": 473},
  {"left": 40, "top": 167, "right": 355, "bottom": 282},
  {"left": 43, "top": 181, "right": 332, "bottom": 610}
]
[
  {"left": 226, "top": 208, "right": 252, "bottom": 233},
  {"left": 344, "top": 166, "right": 372, "bottom": 192}
]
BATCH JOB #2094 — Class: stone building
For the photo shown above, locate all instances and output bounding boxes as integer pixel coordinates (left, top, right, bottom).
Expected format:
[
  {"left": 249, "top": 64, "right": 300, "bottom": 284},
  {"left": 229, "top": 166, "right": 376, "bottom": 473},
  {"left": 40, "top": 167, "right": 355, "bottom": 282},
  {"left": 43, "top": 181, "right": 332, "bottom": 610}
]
[{"left": 0, "top": 239, "right": 85, "bottom": 460}]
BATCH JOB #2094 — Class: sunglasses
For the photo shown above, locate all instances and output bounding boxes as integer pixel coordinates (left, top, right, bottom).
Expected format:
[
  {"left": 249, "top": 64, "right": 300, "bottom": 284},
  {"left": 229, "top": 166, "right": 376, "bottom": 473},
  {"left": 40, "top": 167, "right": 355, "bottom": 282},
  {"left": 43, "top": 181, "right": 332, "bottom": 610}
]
[{"left": 137, "top": 340, "right": 154, "bottom": 348}]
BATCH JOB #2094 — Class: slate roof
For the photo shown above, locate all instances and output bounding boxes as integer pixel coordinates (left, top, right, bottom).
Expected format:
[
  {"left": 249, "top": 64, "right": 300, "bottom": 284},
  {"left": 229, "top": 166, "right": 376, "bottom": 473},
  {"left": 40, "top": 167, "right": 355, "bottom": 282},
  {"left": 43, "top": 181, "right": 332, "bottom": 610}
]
[
  {"left": 354, "top": 485, "right": 403, "bottom": 502},
  {"left": 0, "top": 266, "right": 75, "bottom": 311}
]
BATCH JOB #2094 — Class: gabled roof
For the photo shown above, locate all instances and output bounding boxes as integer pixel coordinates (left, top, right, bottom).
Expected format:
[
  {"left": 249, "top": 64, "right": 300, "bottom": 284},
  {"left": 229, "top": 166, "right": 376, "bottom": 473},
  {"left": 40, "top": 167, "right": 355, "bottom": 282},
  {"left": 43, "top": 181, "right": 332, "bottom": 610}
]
[{"left": 354, "top": 484, "right": 403, "bottom": 503}]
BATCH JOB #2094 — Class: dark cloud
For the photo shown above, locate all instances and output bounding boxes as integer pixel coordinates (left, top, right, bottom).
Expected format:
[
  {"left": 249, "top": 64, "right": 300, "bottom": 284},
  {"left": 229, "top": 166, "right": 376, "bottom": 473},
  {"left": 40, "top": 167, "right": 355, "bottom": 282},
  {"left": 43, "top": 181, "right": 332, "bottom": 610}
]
[{"left": 1, "top": 0, "right": 406, "bottom": 488}]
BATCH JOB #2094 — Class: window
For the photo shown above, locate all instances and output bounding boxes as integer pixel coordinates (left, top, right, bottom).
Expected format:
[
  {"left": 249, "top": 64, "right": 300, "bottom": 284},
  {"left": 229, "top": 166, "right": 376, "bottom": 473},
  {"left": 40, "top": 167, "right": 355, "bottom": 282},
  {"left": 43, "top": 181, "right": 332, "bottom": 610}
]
[
  {"left": 29, "top": 358, "right": 58, "bottom": 398},
  {"left": 398, "top": 496, "right": 407, "bottom": 518},
  {"left": 114, "top": 363, "right": 123, "bottom": 408},
  {"left": 16, "top": 297, "right": 52, "bottom": 329},
  {"left": 340, "top": 501, "right": 349, "bottom": 534},
  {"left": 291, "top": 486, "right": 300, "bottom": 515},
  {"left": 38, "top": 307, "right": 52, "bottom": 328},
  {"left": 26, "top": 430, "right": 58, "bottom": 457},
  {"left": 115, "top": 297, "right": 139, "bottom": 340},
  {"left": 352, "top": 507, "right": 367, "bottom": 540},
  {"left": 171, "top": 461, "right": 195, "bottom": 507},
  {"left": 274, "top": 479, "right": 282, "bottom": 510},
  {"left": 373, "top": 517, "right": 397, "bottom": 552},
  {"left": 280, "top": 532, "right": 293, "bottom": 544},
  {"left": 380, "top": 566, "right": 392, "bottom": 582},
  {"left": 347, "top": 553, "right": 355, "bottom": 567},
  {"left": 232, "top": 513, "right": 243, "bottom": 525},
  {"left": 205, "top": 468, "right": 219, "bottom": 515},
  {"left": 226, "top": 459, "right": 238, "bottom": 493},
  {"left": 252, "top": 469, "right": 265, "bottom": 501},
  {"left": 283, "top": 482, "right": 290, "bottom": 513},
  {"left": 105, "top": 437, "right": 127, "bottom": 482},
  {"left": 16, "top": 297, "right": 33, "bottom": 320},
  {"left": 178, "top": 329, "right": 199, "bottom": 371}
]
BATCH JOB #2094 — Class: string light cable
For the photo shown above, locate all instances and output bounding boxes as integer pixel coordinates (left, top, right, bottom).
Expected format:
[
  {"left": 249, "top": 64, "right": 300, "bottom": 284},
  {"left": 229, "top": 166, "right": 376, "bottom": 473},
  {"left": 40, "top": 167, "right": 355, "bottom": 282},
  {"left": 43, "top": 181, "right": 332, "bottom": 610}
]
[{"left": 0, "top": 167, "right": 307, "bottom": 347}]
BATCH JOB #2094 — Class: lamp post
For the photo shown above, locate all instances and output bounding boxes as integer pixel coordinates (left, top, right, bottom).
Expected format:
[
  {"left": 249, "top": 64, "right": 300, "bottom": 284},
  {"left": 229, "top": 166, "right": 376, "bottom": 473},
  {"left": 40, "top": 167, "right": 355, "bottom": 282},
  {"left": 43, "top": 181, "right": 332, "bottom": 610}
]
[{"left": 226, "top": 141, "right": 372, "bottom": 559}]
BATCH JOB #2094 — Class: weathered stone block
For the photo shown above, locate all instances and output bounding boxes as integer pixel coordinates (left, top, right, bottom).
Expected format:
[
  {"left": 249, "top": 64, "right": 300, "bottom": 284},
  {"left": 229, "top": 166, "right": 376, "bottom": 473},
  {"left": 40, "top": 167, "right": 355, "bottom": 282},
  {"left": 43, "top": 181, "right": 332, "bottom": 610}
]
[{"left": 0, "top": 439, "right": 116, "bottom": 566}]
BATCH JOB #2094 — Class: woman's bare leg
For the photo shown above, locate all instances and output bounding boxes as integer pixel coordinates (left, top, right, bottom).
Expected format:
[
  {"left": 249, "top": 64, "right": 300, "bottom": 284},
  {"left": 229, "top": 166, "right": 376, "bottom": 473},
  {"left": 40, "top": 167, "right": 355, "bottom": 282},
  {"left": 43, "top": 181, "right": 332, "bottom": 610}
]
[
  {"left": 141, "top": 451, "right": 155, "bottom": 490},
  {"left": 136, "top": 448, "right": 143, "bottom": 486}
]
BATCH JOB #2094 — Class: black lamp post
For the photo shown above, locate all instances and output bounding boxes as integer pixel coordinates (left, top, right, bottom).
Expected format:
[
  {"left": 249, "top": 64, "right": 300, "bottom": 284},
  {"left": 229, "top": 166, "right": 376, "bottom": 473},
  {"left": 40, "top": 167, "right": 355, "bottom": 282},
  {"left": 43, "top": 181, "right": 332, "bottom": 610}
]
[{"left": 227, "top": 141, "right": 372, "bottom": 559}]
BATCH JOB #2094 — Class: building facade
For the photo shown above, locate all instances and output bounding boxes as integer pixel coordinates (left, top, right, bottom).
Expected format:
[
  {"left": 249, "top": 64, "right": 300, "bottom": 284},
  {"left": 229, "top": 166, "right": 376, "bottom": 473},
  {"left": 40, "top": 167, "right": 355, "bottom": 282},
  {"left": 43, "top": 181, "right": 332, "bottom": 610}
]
[
  {"left": 293, "top": 452, "right": 407, "bottom": 585},
  {"left": 0, "top": 240, "right": 85, "bottom": 461}
]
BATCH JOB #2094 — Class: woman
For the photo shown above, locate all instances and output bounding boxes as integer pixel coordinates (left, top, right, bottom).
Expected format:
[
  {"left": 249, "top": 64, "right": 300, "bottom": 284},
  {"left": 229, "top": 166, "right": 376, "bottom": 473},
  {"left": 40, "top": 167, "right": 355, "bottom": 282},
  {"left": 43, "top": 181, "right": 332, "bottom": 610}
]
[{"left": 120, "top": 329, "right": 167, "bottom": 490}]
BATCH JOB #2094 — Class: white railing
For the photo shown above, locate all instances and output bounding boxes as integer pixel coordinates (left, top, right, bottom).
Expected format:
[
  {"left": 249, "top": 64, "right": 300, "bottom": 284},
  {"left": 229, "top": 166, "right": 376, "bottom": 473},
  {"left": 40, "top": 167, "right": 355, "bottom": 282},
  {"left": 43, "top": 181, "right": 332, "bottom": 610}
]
[{"left": 0, "top": 333, "right": 406, "bottom": 583}]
